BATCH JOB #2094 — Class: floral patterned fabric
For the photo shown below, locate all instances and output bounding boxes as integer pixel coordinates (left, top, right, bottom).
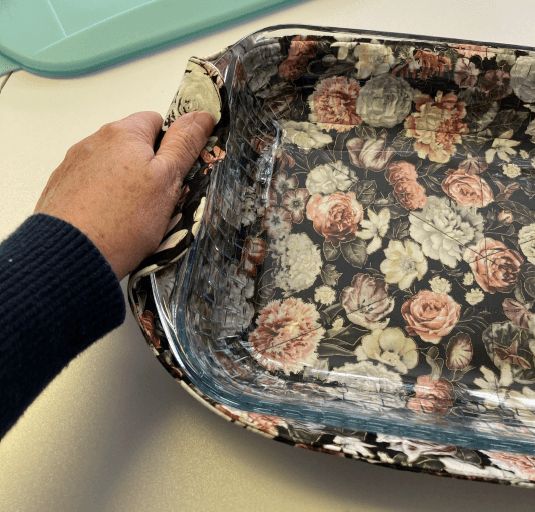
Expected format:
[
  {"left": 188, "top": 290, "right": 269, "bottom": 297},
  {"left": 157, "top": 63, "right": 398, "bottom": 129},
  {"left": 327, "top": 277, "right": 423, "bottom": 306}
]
[{"left": 128, "top": 27, "right": 535, "bottom": 487}]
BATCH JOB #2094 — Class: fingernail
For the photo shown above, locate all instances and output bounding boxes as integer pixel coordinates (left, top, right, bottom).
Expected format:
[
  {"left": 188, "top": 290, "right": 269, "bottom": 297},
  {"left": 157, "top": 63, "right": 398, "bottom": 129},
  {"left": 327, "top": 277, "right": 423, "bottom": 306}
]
[{"left": 177, "top": 111, "right": 215, "bottom": 137}]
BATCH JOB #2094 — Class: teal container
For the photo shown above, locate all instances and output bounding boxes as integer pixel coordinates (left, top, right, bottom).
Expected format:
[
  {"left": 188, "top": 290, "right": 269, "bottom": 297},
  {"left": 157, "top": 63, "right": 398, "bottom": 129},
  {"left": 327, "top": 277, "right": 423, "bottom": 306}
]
[{"left": 0, "top": 0, "right": 295, "bottom": 76}]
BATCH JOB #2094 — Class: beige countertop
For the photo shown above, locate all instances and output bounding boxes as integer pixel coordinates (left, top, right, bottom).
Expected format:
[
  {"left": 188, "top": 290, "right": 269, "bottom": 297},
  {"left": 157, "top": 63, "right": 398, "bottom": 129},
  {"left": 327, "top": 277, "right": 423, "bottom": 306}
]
[{"left": 2, "top": 1, "right": 535, "bottom": 510}]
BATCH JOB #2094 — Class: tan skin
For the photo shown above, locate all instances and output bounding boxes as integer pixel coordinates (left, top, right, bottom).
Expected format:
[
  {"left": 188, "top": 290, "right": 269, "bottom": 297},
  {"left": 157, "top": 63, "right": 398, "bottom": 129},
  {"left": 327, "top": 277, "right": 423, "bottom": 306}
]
[{"left": 35, "top": 111, "right": 214, "bottom": 280}]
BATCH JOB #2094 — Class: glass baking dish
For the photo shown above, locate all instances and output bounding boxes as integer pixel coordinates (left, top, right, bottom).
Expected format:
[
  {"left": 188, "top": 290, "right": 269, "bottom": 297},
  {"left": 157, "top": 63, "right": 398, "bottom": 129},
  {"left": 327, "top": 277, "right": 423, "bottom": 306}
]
[{"left": 152, "top": 25, "right": 535, "bottom": 454}]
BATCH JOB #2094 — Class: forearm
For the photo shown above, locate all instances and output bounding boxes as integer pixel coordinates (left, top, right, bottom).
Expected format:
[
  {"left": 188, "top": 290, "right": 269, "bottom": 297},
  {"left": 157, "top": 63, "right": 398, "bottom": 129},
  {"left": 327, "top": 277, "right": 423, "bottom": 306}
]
[{"left": 0, "top": 214, "right": 125, "bottom": 438}]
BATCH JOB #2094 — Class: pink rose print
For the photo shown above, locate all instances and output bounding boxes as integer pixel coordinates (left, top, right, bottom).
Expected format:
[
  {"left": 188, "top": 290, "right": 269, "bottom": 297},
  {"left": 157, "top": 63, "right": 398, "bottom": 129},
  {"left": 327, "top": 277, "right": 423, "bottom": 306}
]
[
  {"left": 308, "top": 76, "right": 361, "bottom": 131},
  {"left": 249, "top": 298, "right": 324, "bottom": 375},
  {"left": 306, "top": 191, "right": 363, "bottom": 243},
  {"left": 401, "top": 290, "right": 461, "bottom": 343}
]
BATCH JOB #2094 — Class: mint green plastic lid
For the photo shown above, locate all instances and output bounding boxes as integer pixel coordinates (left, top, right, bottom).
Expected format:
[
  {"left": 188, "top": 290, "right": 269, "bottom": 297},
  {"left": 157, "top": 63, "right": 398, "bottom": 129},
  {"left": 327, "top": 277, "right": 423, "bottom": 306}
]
[{"left": 0, "top": 0, "right": 294, "bottom": 76}]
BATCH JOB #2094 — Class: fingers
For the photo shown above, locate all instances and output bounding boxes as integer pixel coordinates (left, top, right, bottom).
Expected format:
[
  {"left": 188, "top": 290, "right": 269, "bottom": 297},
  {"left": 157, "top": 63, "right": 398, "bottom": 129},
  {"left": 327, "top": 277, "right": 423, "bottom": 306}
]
[
  {"left": 120, "top": 111, "right": 164, "bottom": 145},
  {"left": 152, "top": 111, "right": 214, "bottom": 181}
]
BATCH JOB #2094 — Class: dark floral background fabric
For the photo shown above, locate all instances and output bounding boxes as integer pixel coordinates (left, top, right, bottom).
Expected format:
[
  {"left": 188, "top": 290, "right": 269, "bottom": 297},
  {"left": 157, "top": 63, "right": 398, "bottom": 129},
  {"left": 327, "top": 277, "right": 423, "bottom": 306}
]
[{"left": 129, "top": 28, "right": 535, "bottom": 486}]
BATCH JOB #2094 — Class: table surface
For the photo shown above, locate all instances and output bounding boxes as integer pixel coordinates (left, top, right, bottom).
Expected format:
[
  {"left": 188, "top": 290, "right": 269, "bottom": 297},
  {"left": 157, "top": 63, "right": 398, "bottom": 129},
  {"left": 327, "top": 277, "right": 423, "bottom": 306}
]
[{"left": 2, "top": 1, "right": 535, "bottom": 510}]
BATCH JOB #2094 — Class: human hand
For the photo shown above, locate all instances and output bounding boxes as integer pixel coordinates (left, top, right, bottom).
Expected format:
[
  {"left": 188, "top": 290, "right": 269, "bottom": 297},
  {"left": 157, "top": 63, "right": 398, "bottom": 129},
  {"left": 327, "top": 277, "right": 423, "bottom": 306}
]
[{"left": 35, "top": 111, "right": 214, "bottom": 280}]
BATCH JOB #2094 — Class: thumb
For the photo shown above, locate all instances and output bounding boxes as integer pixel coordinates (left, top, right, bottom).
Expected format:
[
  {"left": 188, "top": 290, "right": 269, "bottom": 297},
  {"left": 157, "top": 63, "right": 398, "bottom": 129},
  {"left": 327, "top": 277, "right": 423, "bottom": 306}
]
[{"left": 153, "top": 111, "right": 214, "bottom": 180}]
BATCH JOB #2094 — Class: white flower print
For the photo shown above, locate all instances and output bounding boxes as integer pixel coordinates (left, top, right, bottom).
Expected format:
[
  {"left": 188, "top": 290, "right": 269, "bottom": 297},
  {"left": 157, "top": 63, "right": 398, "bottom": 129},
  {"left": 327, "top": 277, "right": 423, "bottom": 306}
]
[
  {"left": 305, "top": 161, "right": 356, "bottom": 195},
  {"left": 356, "top": 74, "right": 413, "bottom": 128},
  {"left": 454, "top": 57, "right": 480, "bottom": 88},
  {"left": 347, "top": 135, "right": 394, "bottom": 171},
  {"left": 502, "top": 163, "right": 522, "bottom": 178},
  {"left": 474, "top": 366, "right": 509, "bottom": 407},
  {"left": 495, "top": 48, "right": 516, "bottom": 66},
  {"left": 282, "top": 188, "right": 309, "bottom": 223},
  {"left": 263, "top": 206, "right": 292, "bottom": 239},
  {"left": 354, "top": 42, "right": 395, "bottom": 79},
  {"left": 376, "top": 452, "right": 397, "bottom": 464},
  {"left": 273, "top": 171, "right": 298, "bottom": 195},
  {"left": 241, "top": 186, "right": 265, "bottom": 226},
  {"left": 171, "top": 60, "right": 222, "bottom": 123},
  {"left": 325, "top": 361, "right": 405, "bottom": 409},
  {"left": 380, "top": 239, "right": 428, "bottom": 290},
  {"left": 341, "top": 274, "right": 394, "bottom": 329},
  {"left": 429, "top": 276, "right": 452, "bottom": 294},
  {"left": 280, "top": 120, "right": 333, "bottom": 151},
  {"left": 446, "top": 333, "right": 473, "bottom": 369},
  {"left": 331, "top": 39, "right": 357, "bottom": 61},
  {"left": 214, "top": 264, "right": 255, "bottom": 337},
  {"left": 528, "top": 316, "right": 535, "bottom": 338},
  {"left": 357, "top": 208, "right": 391, "bottom": 254},
  {"left": 272, "top": 233, "right": 322, "bottom": 293},
  {"left": 376, "top": 434, "right": 456, "bottom": 463},
  {"left": 518, "top": 223, "right": 535, "bottom": 264},
  {"left": 511, "top": 55, "right": 535, "bottom": 102},
  {"left": 331, "top": 317, "right": 344, "bottom": 331},
  {"left": 355, "top": 327, "right": 418, "bottom": 374},
  {"left": 314, "top": 285, "right": 336, "bottom": 305},
  {"left": 241, "top": 38, "right": 281, "bottom": 92},
  {"left": 439, "top": 457, "right": 508, "bottom": 480},
  {"left": 485, "top": 131, "right": 521, "bottom": 163},
  {"left": 409, "top": 196, "right": 484, "bottom": 268},
  {"left": 525, "top": 119, "right": 535, "bottom": 143},
  {"left": 324, "top": 318, "right": 347, "bottom": 340},
  {"left": 465, "top": 288, "right": 484, "bottom": 305},
  {"left": 191, "top": 197, "right": 206, "bottom": 238},
  {"left": 463, "top": 272, "right": 474, "bottom": 286},
  {"left": 328, "top": 435, "right": 376, "bottom": 458},
  {"left": 241, "top": 197, "right": 257, "bottom": 226}
]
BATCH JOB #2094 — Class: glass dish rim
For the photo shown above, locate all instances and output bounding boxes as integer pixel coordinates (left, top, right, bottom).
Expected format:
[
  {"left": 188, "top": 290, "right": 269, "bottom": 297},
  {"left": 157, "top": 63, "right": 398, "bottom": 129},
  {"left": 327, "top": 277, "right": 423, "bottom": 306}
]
[{"left": 154, "top": 24, "right": 535, "bottom": 455}]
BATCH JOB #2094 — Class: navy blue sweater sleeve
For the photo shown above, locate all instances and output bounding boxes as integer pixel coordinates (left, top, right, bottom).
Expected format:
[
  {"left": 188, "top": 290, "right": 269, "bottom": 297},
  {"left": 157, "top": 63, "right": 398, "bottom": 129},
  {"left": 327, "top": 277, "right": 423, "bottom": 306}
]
[{"left": 0, "top": 214, "right": 125, "bottom": 438}]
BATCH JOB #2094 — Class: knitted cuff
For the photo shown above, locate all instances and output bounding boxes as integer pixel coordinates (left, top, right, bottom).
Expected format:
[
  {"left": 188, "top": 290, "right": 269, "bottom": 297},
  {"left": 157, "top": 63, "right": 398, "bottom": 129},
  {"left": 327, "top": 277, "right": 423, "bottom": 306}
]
[{"left": 0, "top": 214, "right": 125, "bottom": 343}]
